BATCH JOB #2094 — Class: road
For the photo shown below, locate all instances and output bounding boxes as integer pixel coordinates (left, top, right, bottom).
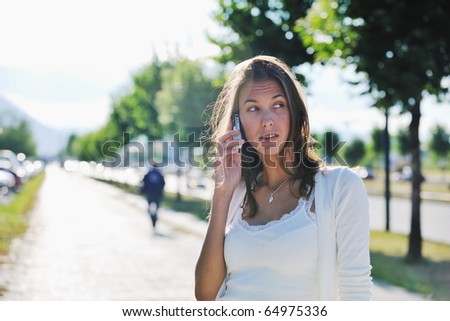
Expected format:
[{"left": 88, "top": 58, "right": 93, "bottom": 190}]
[
  {"left": 0, "top": 164, "right": 443, "bottom": 300},
  {"left": 164, "top": 173, "right": 450, "bottom": 244},
  {"left": 369, "top": 195, "right": 449, "bottom": 244}
]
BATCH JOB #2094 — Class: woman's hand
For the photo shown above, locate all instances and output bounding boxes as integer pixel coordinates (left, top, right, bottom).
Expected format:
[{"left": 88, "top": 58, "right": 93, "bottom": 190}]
[{"left": 214, "top": 129, "right": 244, "bottom": 194}]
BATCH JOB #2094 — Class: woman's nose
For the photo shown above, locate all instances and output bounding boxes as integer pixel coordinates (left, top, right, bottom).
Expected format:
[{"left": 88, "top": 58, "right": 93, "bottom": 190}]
[{"left": 261, "top": 110, "right": 273, "bottom": 128}]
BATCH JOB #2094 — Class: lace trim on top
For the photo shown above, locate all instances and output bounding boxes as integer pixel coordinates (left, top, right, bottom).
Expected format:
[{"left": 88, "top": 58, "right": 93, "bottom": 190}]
[{"left": 239, "top": 194, "right": 315, "bottom": 231}]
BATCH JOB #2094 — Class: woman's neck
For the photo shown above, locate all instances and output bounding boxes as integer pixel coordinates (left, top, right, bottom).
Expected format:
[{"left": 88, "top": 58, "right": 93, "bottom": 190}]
[{"left": 260, "top": 161, "right": 289, "bottom": 188}]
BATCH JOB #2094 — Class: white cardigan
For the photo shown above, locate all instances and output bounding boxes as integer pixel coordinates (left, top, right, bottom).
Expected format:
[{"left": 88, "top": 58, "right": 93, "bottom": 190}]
[{"left": 224, "top": 166, "right": 373, "bottom": 300}]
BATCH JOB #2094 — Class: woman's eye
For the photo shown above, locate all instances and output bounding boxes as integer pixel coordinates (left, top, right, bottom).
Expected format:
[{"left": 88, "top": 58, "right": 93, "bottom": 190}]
[
  {"left": 274, "top": 102, "right": 285, "bottom": 108},
  {"left": 247, "top": 106, "right": 258, "bottom": 112}
]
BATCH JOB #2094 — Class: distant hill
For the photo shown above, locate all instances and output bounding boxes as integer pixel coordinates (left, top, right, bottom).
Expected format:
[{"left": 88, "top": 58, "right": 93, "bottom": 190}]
[{"left": 0, "top": 96, "right": 69, "bottom": 158}]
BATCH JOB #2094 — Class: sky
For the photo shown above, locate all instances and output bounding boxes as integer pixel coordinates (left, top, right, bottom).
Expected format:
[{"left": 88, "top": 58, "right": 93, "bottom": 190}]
[{"left": 0, "top": 0, "right": 448, "bottom": 141}]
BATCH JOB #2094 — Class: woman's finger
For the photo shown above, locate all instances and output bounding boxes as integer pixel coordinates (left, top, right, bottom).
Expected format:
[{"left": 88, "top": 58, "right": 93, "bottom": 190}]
[
  {"left": 218, "top": 130, "right": 241, "bottom": 144},
  {"left": 223, "top": 139, "right": 244, "bottom": 151}
]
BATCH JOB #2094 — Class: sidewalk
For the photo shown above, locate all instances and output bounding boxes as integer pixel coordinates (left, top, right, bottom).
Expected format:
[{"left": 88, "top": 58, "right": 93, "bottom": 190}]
[{"left": 0, "top": 168, "right": 202, "bottom": 300}]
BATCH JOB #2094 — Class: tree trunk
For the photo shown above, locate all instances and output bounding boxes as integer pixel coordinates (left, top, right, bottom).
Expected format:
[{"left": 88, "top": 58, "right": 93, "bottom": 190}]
[
  {"left": 406, "top": 98, "right": 423, "bottom": 263},
  {"left": 384, "top": 107, "right": 391, "bottom": 231}
]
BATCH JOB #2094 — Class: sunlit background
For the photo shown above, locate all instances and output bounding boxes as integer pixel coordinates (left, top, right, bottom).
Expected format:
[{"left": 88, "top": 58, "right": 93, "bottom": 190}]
[
  {"left": 0, "top": 0, "right": 449, "bottom": 302},
  {"left": 0, "top": 0, "right": 447, "bottom": 155}
]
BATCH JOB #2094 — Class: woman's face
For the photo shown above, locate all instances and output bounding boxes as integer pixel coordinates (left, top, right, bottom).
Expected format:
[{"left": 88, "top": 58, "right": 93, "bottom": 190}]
[{"left": 238, "top": 79, "right": 291, "bottom": 159}]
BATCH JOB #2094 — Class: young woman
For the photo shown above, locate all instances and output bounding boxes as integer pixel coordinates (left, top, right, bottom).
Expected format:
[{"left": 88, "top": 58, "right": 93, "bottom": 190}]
[{"left": 195, "top": 55, "right": 372, "bottom": 300}]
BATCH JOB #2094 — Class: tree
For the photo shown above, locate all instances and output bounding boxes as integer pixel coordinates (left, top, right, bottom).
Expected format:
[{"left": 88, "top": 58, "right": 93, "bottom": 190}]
[
  {"left": 315, "top": 130, "right": 344, "bottom": 165},
  {"left": 299, "top": 0, "right": 450, "bottom": 262},
  {"left": 429, "top": 124, "right": 450, "bottom": 159},
  {"left": 155, "top": 58, "right": 216, "bottom": 137},
  {"left": 371, "top": 127, "right": 384, "bottom": 155},
  {"left": 0, "top": 120, "right": 36, "bottom": 157},
  {"left": 67, "top": 58, "right": 165, "bottom": 163},
  {"left": 209, "top": 0, "right": 314, "bottom": 79},
  {"left": 155, "top": 58, "right": 216, "bottom": 200},
  {"left": 110, "top": 58, "right": 164, "bottom": 142},
  {"left": 429, "top": 124, "right": 450, "bottom": 180},
  {"left": 344, "top": 138, "right": 366, "bottom": 167},
  {"left": 370, "top": 126, "right": 386, "bottom": 169},
  {"left": 65, "top": 133, "right": 78, "bottom": 157},
  {"left": 396, "top": 128, "right": 410, "bottom": 157},
  {"left": 367, "top": 119, "right": 393, "bottom": 232}
]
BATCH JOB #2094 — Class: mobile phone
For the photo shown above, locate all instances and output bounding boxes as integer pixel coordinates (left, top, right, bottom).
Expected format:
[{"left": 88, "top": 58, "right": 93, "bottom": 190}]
[{"left": 231, "top": 113, "right": 242, "bottom": 141}]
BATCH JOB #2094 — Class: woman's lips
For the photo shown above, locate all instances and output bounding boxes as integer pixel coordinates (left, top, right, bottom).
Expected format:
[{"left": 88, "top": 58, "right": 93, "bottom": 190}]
[{"left": 259, "top": 133, "right": 279, "bottom": 143}]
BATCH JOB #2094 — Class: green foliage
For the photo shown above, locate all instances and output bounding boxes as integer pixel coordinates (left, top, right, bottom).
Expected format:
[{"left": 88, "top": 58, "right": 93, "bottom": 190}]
[
  {"left": 155, "top": 59, "right": 216, "bottom": 137},
  {"left": 343, "top": 138, "right": 366, "bottom": 167},
  {"left": 73, "top": 132, "right": 103, "bottom": 161},
  {"left": 315, "top": 130, "right": 343, "bottom": 164},
  {"left": 0, "top": 120, "right": 36, "bottom": 157},
  {"left": 301, "top": 0, "right": 449, "bottom": 107},
  {"left": 297, "top": 0, "right": 357, "bottom": 62},
  {"left": 429, "top": 124, "right": 450, "bottom": 158},
  {"left": 66, "top": 57, "right": 217, "bottom": 163},
  {"left": 210, "top": 0, "right": 314, "bottom": 79},
  {"left": 396, "top": 127, "right": 410, "bottom": 156},
  {"left": 162, "top": 192, "right": 211, "bottom": 222},
  {"left": 65, "top": 134, "right": 78, "bottom": 156},
  {"left": 370, "top": 127, "right": 384, "bottom": 154},
  {"left": 66, "top": 58, "right": 165, "bottom": 161},
  {"left": 346, "top": 0, "right": 449, "bottom": 106},
  {"left": 110, "top": 59, "right": 164, "bottom": 141},
  {"left": 359, "top": 127, "right": 385, "bottom": 168}
]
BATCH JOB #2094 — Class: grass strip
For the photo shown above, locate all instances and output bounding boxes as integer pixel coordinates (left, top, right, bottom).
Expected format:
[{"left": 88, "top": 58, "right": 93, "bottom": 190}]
[
  {"left": 370, "top": 230, "right": 450, "bottom": 300},
  {"left": 0, "top": 172, "right": 46, "bottom": 257},
  {"left": 94, "top": 179, "right": 211, "bottom": 221},
  {"left": 161, "top": 192, "right": 210, "bottom": 221}
]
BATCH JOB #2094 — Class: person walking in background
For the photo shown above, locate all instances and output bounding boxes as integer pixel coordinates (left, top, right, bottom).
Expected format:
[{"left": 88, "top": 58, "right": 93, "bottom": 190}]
[
  {"left": 195, "top": 55, "right": 373, "bottom": 300},
  {"left": 140, "top": 163, "right": 165, "bottom": 233}
]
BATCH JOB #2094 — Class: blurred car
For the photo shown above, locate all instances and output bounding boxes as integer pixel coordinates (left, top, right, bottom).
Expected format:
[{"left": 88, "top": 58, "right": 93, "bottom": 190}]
[
  {"left": 395, "top": 166, "right": 425, "bottom": 182},
  {"left": 0, "top": 150, "right": 24, "bottom": 192},
  {"left": 186, "top": 167, "right": 210, "bottom": 189},
  {"left": 355, "top": 166, "right": 374, "bottom": 180},
  {"left": 0, "top": 169, "right": 17, "bottom": 195}
]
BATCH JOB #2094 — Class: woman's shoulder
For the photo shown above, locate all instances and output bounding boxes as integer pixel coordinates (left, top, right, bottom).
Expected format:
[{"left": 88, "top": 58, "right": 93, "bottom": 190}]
[
  {"left": 316, "top": 166, "right": 362, "bottom": 184},
  {"left": 317, "top": 165, "right": 356, "bottom": 177},
  {"left": 233, "top": 180, "right": 246, "bottom": 195}
]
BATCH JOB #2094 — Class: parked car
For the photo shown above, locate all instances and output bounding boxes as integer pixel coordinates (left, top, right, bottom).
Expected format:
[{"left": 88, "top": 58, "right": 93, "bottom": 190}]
[
  {"left": 0, "top": 155, "right": 23, "bottom": 192},
  {"left": 0, "top": 168, "right": 16, "bottom": 195}
]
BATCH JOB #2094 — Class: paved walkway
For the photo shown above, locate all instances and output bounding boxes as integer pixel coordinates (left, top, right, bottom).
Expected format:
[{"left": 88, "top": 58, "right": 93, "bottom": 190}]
[
  {"left": 0, "top": 166, "right": 201, "bottom": 300},
  {"left": 0, "top": 165, "right": 428, "bottom": 300}
]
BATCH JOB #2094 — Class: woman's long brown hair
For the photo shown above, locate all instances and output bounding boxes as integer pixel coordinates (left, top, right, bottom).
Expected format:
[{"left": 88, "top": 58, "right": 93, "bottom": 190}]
[{"left": 208, "top": 55, "right": 323, "bottom": 216}]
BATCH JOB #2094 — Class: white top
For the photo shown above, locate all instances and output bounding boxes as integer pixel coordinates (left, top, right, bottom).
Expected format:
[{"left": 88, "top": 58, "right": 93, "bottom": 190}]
[
  {"left": 218, "top": 196, "right": 319, "bottom": 301},
  {"left": 217, "top": 166, "right": 373, "bottom": 301}
]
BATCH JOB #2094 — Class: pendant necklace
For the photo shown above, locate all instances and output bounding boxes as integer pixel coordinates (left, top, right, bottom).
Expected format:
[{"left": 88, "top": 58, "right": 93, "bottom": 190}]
[{"left": 263, "top": 177, "right": 290, "bottom": 204}]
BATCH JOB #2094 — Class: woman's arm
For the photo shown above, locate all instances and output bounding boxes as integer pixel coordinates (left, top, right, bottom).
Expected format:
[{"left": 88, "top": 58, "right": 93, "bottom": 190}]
[
  {"left": 194, "top": 190, "right": 233, "bottom": 300},
  {"left": 335, "top": 168, "right": 373, "bottom": 300},
  {"left": 194, "top": 129, "right": 243, "bottom": 300}
]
